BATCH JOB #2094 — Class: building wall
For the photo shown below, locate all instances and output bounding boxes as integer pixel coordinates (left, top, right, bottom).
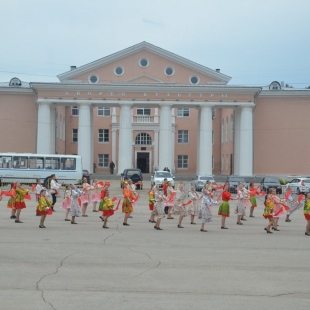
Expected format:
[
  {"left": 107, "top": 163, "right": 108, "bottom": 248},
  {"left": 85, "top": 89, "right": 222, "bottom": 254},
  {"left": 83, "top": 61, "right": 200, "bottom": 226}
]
[
  {"left": 0, "top": 92, "right": 36, "bottom": 153},
  {"left": 254, "top": 95, "right": 310, "bottom": 176}
]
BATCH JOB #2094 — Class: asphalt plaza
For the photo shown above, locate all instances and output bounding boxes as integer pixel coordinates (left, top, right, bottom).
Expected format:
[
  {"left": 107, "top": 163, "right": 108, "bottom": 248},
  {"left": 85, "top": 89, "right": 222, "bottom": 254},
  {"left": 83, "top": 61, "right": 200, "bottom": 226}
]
[{"left": 0, "top": 184, "right": 309, "bottom": 310}]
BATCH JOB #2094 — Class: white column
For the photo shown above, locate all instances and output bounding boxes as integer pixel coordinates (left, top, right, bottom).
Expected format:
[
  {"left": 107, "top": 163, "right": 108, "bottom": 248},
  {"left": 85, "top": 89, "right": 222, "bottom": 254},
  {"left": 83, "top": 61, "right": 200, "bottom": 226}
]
[
  {"left": 196, "top": 107, "right": 201, "bottom": 174},
  {"left": 118, "top": 102, "right": 133, "bottom": 173},
  {"left": 159, "top": 103, "right": 172, "bottom": 171},
  {"left": 234, "top": 108, "right": 241, "bottom": 175},
  {"left": 90, "top": 107, "right": 94, "bottom": 173},
  {"left": 153, "top": 129, "right": 159, "bottom": 171},
  {"left": 197, "top": 103, "right": 213, "bottom": 175},
  {"left": 111, "top": 107, "right": 117, "bottom": 173},
  {"left": 50, "top": 106, "right": 56, "bottom": 154},
  {"left": 171, "top": 108, "right": 176, "bottom": 174},
  {"left": 78, "top": 103, "right": 92, "bottom": 172},
  {"left": 37, "top": 101, "right": 51, "bottom": 154},
  {"left": 239, "top": 106, "right": 254, "bottom": 176}
]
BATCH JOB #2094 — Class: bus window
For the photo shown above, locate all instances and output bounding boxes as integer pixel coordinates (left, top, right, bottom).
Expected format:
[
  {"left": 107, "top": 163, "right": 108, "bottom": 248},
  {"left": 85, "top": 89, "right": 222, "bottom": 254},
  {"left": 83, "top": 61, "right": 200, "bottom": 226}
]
[
  {"left": 61, "top": 158, "right": 76, "bottom": 170},
  {"left": 45, "top": 157, "right": 60, "bottom": 170},
  {"left": 13, "top": 156, "right": 28, "bottom": 169},
  {"left": 0, "top": 156, "right": 13, "bottom": 168},
  {"left": 29, "top": 157, "right": 44, "bottom": 169}
]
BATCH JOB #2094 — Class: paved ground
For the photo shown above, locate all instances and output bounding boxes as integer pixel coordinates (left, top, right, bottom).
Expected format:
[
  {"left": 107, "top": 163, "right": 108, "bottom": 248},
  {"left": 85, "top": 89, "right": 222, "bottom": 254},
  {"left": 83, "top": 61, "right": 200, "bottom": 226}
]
[{"left": 0, "top": 183, "right": 309, "bottom": 310}]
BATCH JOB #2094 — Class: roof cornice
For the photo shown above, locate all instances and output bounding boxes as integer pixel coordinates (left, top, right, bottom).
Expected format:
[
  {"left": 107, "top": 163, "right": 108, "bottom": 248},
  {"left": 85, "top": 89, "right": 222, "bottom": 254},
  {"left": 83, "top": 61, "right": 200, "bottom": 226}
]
[
  {"left": 57, "top": 42, "right": 231, "bottom": 83},
  {"left": 259, "top": 90, "right": 310, "bottom": 97},
  {"left": 30, "top": 82, "right": 261, "bottom": 95},
  {"left": 0, "top": 87, "right": 34, "bottom": 94}
]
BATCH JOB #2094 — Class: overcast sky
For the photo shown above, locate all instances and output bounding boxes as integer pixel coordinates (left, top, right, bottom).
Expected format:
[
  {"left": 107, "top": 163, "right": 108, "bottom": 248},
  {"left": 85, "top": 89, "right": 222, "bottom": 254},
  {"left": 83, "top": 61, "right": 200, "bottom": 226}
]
[{"left": 1, "top": 0, "right": 309, "bottom": 87}]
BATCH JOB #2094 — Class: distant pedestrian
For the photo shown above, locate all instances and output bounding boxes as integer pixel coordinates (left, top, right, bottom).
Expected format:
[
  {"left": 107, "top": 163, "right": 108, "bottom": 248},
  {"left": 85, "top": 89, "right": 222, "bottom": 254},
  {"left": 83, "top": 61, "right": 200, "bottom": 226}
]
[
  {"left": 109, "top": 161, "right": 115, "bottom": 174},
  {"left": 188, "top": 186, "right": 201, "bottom": 225},
  {"left": 70, "top": 185, "right": 82, "bottom": 224},
  {"left": 37, "top": 189, "right": 52, "bottom": 228}
]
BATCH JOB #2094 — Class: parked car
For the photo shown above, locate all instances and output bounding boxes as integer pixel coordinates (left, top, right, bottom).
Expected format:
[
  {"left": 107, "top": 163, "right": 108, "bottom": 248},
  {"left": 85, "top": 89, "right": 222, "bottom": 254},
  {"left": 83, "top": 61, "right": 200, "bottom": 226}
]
[
  {"left": 151, "top": 171, "right": 175, "bottom": 188},
  {"left": 285, "top": 178, "right": 310, "bottom": 194},
  {"left": 260, "top": 177, "right": 282, "bottom": 194},
  {"left": 83, "top": 169, "right": 91, "bottom": 184},
  {"left": 120, "top": 169, "right": 143, "bottom": 189},
  {"left": 191, "top": 175, "right": 216, "bottom": 191},
  {"left": 225, "top": 176, "right": 248, "bottom": 193}
]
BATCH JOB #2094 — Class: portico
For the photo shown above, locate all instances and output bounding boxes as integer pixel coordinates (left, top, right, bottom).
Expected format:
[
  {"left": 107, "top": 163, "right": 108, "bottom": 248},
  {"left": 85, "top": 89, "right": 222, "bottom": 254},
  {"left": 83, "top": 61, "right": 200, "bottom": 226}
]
[{"left": 33, "top": 83, "right": 259, "bottom": 176}]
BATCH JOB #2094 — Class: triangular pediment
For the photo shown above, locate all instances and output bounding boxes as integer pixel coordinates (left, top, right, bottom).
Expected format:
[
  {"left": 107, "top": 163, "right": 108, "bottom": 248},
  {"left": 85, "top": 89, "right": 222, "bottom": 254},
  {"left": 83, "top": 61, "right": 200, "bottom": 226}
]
[
  {"left": 126, "top": 74, "right": 164, "bottom": 83},
  {"left": 57, "top": 42, "right": 231, "bottom": 85}
]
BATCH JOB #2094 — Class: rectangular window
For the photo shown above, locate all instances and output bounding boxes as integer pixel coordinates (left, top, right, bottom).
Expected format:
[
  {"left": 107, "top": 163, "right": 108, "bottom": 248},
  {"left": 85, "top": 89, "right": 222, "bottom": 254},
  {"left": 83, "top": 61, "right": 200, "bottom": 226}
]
[
  {"left": 221, "top": 120, "right": 224, "bottom": 143},
  {"left": 0, "top": 156, "right": 13, "bottom": 168},
  {"left": 98, "top": 107, "right": 110, "bottom": 116},
  {"left": 13, "top": 156, "right": 28, "bottom": 169},
  {"left": 226, "top": 154, "right": 228, "bottom": 170},
  {"left": 177, "top": 155, "right": 188, "bottom": 169},
  {"left": 98, "top": 154, "right": 109, "bottom": 167},
  {"left": 212, "top": 155, "right": 214, "bottom": 169},
  {"left": 178, "top": 130, "right": 188, "bottom": 144},
  {"left": 177, "top": 108, "right": 189, "bottom": 117},
  {"left": 98, "top": 129, "right": 109, "bottom": 143},
  {"left": 226, "top": 118, "right": 228, "bottom": 142},
  {"left": 212, "top": 130, "right": 214, "bottom": 145},
  {"left": 45, "top": 157, "right": 60, "bottom": 170},
  {"left": 137, "top": 108, "right": 151, "bottom": 115},
  {"left": 71, "top": 106, "right": 79, "bottom": 116},
  {"left": 61, "top": 158, "right": 76, "bottom": 170},
  {"left": 29, "top": 157, "right": 44, "bottom": 169},
  {"left": 231, "top": 116, "right": 234, "bottom": 141},
  {"left": 72, "top": 129, "right": 78, "bottom": 142}
]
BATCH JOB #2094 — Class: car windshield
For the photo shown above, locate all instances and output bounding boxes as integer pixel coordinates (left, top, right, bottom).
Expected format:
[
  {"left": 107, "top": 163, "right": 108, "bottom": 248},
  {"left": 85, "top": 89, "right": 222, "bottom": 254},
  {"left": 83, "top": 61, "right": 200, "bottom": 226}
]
[
  {"left": 155, "top": 172, "right": 172, "bottom": 178},
  {"left": 126, "top": 170, "right": 141, "bottom": 176},
  {"left": 229, "top": 177, "right": 245, "bottom": 182},
  {"left": 199, "top": 177, "right": 213, "bottom": 181},
  {"left": 264, "top": 178, "right": 279, "bottom": 183}
]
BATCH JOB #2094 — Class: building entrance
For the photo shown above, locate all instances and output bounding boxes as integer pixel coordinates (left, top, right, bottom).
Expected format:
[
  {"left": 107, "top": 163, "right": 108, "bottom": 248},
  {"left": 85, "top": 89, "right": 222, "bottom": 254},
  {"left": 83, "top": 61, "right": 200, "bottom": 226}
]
[{"left": 137, "top": 152, "right": 150, "bottom": 173}]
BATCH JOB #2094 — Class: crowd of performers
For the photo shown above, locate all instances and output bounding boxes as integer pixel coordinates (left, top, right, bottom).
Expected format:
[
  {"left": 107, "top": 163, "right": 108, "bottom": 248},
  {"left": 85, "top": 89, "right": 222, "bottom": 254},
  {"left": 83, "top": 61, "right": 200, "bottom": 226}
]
[{"left": 0, "top": 177, "right": 309, "bottom": 236}]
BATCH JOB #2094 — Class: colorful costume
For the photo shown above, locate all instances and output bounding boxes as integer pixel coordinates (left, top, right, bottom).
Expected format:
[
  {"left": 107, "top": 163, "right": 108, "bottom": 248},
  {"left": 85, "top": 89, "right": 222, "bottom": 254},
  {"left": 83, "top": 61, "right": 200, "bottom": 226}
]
[
  {"left": 304, "top": 199, "right": 310, "bottom": 220},
  {"left": 99, "top": 196, "right": 115, "bottom": 217},
  {"left": 61, "top": 190, "right": 72, "bottom": 210},
  {"left": 199, "top": 188, "right": 216, "bottom": 223},
  {"left": 15, "top": 188, "right": 29, "bottom": 209},
  {"left": 188, "top": 189, "right": 200, "bottom": 216},
  {"left": 286, "top": 193, "right": 303, "bottom": 216},
  {"left": 218, "top": 191, "right": 232, "bottom": 217},
  {"left": 249, "top": 188, "right": 257, "bottom": 208},
  {"left": 7, "top": 187, "right": 16, "bottom": 209},
  {"left": 122, "top": 187, "right": 135, "bottom": 213},
  {"left": 36, "top": 197, "right": 53, "bottom": 215},
  {"left": 152, "top": 188, "right": 166, "bottom": 219},
  {"left": 148, "top": 190, "right": 155, "bottom": 211},
  {"left": 171, "top": 187, "right": 187, "bottom": 216},
  {"left": 263, "top": 197, "right": 274, "bottom": 219},
  {"left": 80, "top": 183, "right": 91, "bottom": 204},
  {"left": 91, "top": 187, "right": 101, "bottom": 203},
  {"left": 70, "top": 188, "right": 82, "bottom": 217},
  {"left": 270, "top": 194, "right": 284, "bottom": 217},
  {"left": 235, "top": 189, "right": 250, "bottom": 216},
  {"left": 166, "top": 186, "right": 175, "bottom": 207}
]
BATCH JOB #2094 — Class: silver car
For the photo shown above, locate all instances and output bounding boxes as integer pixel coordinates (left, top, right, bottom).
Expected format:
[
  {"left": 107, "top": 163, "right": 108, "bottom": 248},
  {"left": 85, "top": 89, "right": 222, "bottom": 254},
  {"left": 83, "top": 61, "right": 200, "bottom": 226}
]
[
  {"left": 191, "top": 175, "right": 215, "bottom": 191},
  {"left": 151, "top": 171, "right": 175, "bottom": 188},
  {"left": 286, "top": 178, "right": 310, "bottom": 194}
]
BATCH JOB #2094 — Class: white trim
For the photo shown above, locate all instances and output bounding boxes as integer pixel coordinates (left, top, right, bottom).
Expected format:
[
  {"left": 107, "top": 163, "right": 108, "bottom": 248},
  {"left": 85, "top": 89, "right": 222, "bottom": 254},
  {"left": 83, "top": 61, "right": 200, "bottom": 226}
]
[
  {"left": 114, "top": 66, "right": 124, "bottom": 76},
  {"left": 126, "top": 74, "right": 163, "bottom": 83},
  {"left": 139, "top": 57, "right": 149, "bottom": 68},
  {"left": 190, "top": 75, "right": 200, "bottom": 85},
  {"left": 164, "top": 66, "right": 175, "bottom": 76},
  {"left": 88, "top": 74, "right": 99, "bottom": 84}
]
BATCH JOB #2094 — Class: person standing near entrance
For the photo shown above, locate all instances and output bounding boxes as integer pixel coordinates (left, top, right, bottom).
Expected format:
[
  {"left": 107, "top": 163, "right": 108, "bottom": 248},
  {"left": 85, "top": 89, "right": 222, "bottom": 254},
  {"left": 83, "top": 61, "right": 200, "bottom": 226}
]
[
  {"left": 50, "top": 174, "right": 63, "bottom": 212},
  {"left": 109, "top": 161, "right": 115, "bottom": 174}
]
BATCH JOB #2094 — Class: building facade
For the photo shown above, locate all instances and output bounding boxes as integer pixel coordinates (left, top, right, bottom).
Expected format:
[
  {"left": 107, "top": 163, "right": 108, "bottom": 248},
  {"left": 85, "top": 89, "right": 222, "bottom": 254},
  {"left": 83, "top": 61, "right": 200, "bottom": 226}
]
[{"left": 1, "top": 42, "right": 310, "bottom": 176}]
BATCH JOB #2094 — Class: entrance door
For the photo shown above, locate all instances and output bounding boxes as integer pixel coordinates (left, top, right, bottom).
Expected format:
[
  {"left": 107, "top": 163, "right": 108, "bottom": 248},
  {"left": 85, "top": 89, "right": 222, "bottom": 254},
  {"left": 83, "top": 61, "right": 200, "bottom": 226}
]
[{"left": 137, "top": 152, "right": 149, "bottom": 173}]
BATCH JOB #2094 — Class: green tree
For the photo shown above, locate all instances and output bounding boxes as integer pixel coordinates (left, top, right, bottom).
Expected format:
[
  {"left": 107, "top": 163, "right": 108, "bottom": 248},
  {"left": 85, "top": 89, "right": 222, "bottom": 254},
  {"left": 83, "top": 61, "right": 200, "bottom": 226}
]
[{"left": 285, "top": 84, "right": 294, "bottom": 88}]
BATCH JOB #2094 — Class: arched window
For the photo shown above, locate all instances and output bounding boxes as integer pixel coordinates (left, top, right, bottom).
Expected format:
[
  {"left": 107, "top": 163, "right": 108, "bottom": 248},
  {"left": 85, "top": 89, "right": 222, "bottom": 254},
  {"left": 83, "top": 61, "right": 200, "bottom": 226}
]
[{"left": 135, "top": 133, "right": 152, "bottom": 145}]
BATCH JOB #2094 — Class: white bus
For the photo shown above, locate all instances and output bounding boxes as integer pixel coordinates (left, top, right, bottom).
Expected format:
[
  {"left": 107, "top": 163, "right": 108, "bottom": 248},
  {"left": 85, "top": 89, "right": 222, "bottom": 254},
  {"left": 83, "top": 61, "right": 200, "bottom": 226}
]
[{"left": 0, "top": 153, "right": 83, "bottom": 184}]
